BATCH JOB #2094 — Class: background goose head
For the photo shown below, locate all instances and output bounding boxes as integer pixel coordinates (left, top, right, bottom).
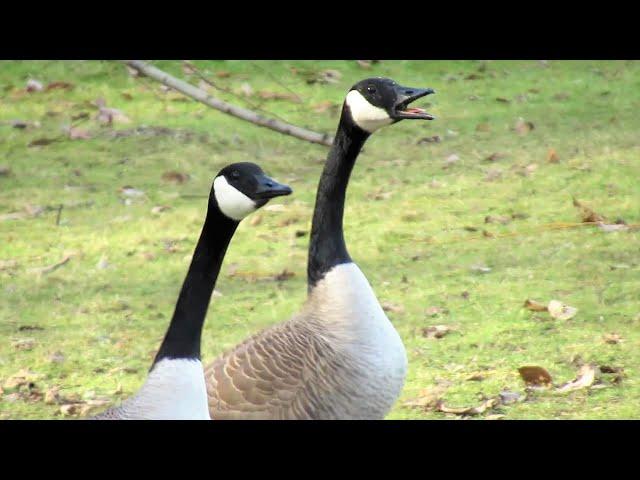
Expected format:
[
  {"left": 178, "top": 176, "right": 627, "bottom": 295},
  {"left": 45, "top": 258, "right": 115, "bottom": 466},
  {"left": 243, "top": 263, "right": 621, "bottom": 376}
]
[
  {"left": 344, "top": 77, "right": 436, "bottom": 133},
  {"left": 212, "top": 162, "right": 292, "bottom": 221}
]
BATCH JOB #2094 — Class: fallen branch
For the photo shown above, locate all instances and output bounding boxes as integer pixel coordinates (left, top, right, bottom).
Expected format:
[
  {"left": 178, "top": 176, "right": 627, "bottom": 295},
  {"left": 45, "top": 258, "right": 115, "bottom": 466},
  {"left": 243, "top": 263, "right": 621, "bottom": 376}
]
[
  {"left": 123, "top": 61, "right": 334, "bottom": 147},
  {"left": 30, "top": 254, "right": 74, "bottom": 275}
]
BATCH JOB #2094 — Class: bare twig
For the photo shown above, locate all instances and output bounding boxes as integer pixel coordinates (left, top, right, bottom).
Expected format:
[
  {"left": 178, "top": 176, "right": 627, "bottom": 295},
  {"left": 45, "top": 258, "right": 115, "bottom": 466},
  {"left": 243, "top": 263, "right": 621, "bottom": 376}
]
[
  {"left": 186, "top": 62, "right": 292, "bottom": 124},
  {"left": 55, "top": 204, "right": 63, "bottom": 226},
  {"left": 30, "top": 254, "right": 74, "bottom": 275},
  {"left": 123, "top": 61, "right": 333, "bottom": 147}
]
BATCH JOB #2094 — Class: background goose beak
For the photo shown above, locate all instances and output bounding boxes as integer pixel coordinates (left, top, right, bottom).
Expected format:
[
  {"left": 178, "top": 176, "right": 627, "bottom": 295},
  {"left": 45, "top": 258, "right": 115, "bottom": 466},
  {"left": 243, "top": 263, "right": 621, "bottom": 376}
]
[{"left": 253, "top": 175, "right": 293, "bottom": 200}]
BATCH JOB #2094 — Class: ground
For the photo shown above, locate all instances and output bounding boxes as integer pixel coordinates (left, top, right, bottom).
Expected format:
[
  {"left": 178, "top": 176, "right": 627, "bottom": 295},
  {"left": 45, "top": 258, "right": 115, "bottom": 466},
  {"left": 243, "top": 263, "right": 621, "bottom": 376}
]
[{"left": 0, "top": 60, "right": 638, "bottom": 419}]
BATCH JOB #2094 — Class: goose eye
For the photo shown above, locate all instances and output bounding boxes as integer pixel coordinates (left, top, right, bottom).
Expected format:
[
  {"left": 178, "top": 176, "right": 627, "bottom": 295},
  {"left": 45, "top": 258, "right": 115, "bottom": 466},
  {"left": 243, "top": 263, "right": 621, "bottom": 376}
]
[
  {"left": 231, "top": 171, "right": 240, "bottom": 179},
  {"left": 367, "top": 85, "right": 376, "bottom": 94}
]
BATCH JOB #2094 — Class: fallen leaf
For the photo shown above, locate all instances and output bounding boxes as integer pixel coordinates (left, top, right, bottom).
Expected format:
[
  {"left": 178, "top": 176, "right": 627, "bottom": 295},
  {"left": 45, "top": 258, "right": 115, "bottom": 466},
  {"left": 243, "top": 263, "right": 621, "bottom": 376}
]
[
  {"left": 597, "top": 222, "right": 629, "bottom": 233},
  {"left": 273, "top": 269, "right": 295, "bottom": 281},
  {"left": 470, "top": 264, "right": 492, "bottom": 274},
  {"left": 119, "top": 186, "right": 145, "bottom": 198},
  {"left": 48, "top": 351, "right": 65, "bottom": 364},
  {"left": 257, "top": 91, "right": 301, "bottom": 102},
  {"left": 484, "top": 215, "right": 511, "bottom": 225},
  {"left": 60, "top": 404, "right": 81, "bottom": 416},
  {"left": 422, "top": 325, "right": 453, "bottom": 339},
  {"left": 476, "top": 123, "right": 491, "bottom": 132},
  {"left": 524, "top": 299, "right": 548, "bottom": 312},
  {"left": 603, "top": 333, "right": 623, "bottom": 344},
  {"left": 514, "top": 118, "right": 535, "bottom": 135},
  {"left": 547, "top": 148, "right": 560, "bottom": 163},
  {"left": 499, "top": 390, "right": 523, "bottom": 405},
  {"left": 44, "top": 387, "right": 62, "bottom": 405},
  {"left": 249, "top": 214, "right": 262, "bottom": 226},
  {"left": 28, "top": 137, "right": 59, "bottom": 147},
  {"left": 0, "top": 166, "right": 12, "bottom": 177},
  {"left": 466, "top": 373, "right": 485, "bottom": 381},
  {"left": 425, "top": 306, "right": 446, "bottom": 316},
  {"left": 356, "top": 60, "right": 372, "bottom": 69},
  {"left": 484, "top": 169, "right": 503, "bottom": 182},
  {"left": 444, "top": 154, "right": 460, "bottom": 167},
  {"left": 96, "top": 256, "right": 109, "bottom": 270},
  {"left": 403, "top": 385, "right": 449, "bottom": 410},
  {"left": 556, "top": 364, "right": 598, "bottom": 392},
  {"left": 161, "top": 171, "right": 190, "bottom": 184},
  {"left": 26, "top": 79, "right": 43, "bottom": 92},
  {"left": 599, "top": 365, "right": 623, "bottom": 374},
  {"left": 65, "top": 126, "right": 91, "bottom": 140},
  {"left": 215, "top": 71, "right": 231, "bottom": 78},
  {"left": 548, "top": 300, "right": 578, "bottom": 320},
  {"left": 381, "top": 302, "right": 405, "bottom": 314},
  {"left": 518, "top": 366, "right": 553, "bottom": 386},
  {"left": 417, "top": 135, "right": 442, "bottom": 145},
  {"left": 0, "top": 259, "right": 18, "bottom": 271},
  {"left": 45, "top": 81, "right": 74, "bottom": 91},
  {"left": 12, "top": 339, "right": 36, "bottom": 350},
  {"left": 151, "top": 205, "right": 171, "bottom": 215},
  {"left": 572, "top": 198, "right": 607, "bottom": 223},
  {"left": 436, "top": 397, "right": 500, "bottom": 416},
  {"left": 485, "top": 152, "right": 505, "bottom": 162}
]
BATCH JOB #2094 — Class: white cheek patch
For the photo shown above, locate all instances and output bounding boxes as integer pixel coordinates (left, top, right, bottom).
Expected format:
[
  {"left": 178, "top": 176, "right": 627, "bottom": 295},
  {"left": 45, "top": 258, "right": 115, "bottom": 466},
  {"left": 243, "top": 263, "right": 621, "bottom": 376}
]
[
  {"left": 345, "top": 90, "right": 393, "bottom": 133},
  {"left": 213, "top": 176, "right": 257, "bottom": 221}
]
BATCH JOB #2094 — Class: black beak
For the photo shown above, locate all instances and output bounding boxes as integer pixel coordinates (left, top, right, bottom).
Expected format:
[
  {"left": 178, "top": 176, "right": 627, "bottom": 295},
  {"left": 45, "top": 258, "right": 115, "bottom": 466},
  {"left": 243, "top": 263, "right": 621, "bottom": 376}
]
[
  {"left": 391, "top": 85, "right": 436, "bottom": 120},
  {"left": 252, "top": 175, "right": 293, "bottom": 200}
]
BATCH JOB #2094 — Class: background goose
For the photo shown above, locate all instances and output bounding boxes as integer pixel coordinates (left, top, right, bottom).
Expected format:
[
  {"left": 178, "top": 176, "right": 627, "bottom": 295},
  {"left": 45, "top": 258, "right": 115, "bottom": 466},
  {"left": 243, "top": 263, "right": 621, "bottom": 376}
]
[
  {"left": 92, "top": 163, "right": 292, "bottom": 419},
  {"left": 205, "top": 78, "right": 435, "bottom": 419}
]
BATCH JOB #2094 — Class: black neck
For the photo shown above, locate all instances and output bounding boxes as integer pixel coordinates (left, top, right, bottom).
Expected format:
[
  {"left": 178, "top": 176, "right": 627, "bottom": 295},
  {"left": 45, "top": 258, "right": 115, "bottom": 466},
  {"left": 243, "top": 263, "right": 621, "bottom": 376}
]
[
  {"left": 307, "top": 108, "right": 370, "bottom": 289},
  {"left": 152, "top": 201, "right": 238, "bottom": 367}
]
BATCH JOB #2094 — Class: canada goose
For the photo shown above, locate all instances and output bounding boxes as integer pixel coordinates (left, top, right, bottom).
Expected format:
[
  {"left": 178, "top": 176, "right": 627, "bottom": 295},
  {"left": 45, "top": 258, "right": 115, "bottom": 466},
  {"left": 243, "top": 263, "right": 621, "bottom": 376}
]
[
  {"left": 205, "top": 78, "right": 435, "bottom": 419},
  {"left": 92, "top": 163, "right": 292, "bottom": 419}
]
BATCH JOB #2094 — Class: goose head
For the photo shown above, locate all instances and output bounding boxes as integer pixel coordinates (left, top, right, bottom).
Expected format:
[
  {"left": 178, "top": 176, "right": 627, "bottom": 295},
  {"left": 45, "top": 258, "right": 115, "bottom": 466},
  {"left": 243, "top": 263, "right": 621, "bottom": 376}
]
[
  {"left": 344, "top": 77, "right": 435, "bottom": 133},
  {"left": 212, "top": 162, "right": 292, "bottom": 221}
]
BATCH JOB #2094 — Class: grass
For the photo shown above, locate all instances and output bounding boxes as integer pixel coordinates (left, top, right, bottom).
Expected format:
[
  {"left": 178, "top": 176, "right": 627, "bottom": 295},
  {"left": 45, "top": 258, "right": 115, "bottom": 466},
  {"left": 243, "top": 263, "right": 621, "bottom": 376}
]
[{"left": 0, "top": 60, "right": 638, "bottom": 419}]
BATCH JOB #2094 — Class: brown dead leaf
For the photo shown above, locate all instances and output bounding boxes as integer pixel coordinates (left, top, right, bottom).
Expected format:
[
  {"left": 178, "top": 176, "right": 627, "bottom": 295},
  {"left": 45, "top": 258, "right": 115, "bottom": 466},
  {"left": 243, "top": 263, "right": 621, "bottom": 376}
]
[
  {"left": 603, "top": 333, "right": 623, "bottom": 344},
  {"left": 257, "top": 91, "right": 301, "bottom": 103},
  {"left": 556, "top": 364, "right": 598, "bottom": 392},
  {"left": 66, "top": 126, "right": 91, "bottom": 140},
  {"left": 12, "top": 339, "right": 36, "bottom": 351},
  {"left": 381, "top": 302, "right": 405, "bottom": 314},
  {"left": 485, "top": 152, "right": 505, "bottom": 162},
  {"left": 524, "top": 299, "right": 548, "bottom": 312},
  {"left": 28, "top": 137, "right": 59, "bottom": 147},
  {"left": 548, "top": 300, "right": 578, "bottom": 320},
  {"left": 496, "top": 97, "right": 510, "bottom": 103},
  {"left": 60, "top": 404, "right": 81, "bottom": 416},
  {"left": 484, "top": 169, "right": 503, "bottom": 182},
  {"left": 466, "top": 373, "right": 485, "bottom": 381},
  {"left": 436, "top": 397, "right": 500, "bottom": 416},
  {"left": 161, "top": 171, "right": 190, "bottom": 184},
  {"left": 273, "top": 269, "right": 295, "bottom": 281},
  {"left": 151, "top": 205, "right": 171, "bottom": 215},
  {"left": 422, "top": 325, "right": 453, "bottom": 339},
  {"left": 403, "top": 384, "right": 449, "bottom": 410},
  {"left": 514, "top": 118, "right": 535, "bottom": 135},
  {"left": 547, "top": 148, "right": 560, "bottom": 163},
  {"left": 475, "top": 123, "right": 491, "bottom": 132},
  {"left": 249, "top": 214, "right": 262, "bottom": 226},
  {"left": 45, "top": 81, "right": 74, "bottom": 92},
  {"left": 215, "top": 71, "right": 231, "bottom": 78},
  {"left": 485, "top": 215, "right": 511, "bottom": 225},
  {"left": 356, "top": 60, "right": 372, "bottom": 69},
  {"left": 44, "top": 387, "right": 62, "bottom": 405},
  {"left": 518, "top": 366, "right": 553, "bottom": 386},
  {"left": 572, "top": 198, "right": 607, "bottom": 223}
]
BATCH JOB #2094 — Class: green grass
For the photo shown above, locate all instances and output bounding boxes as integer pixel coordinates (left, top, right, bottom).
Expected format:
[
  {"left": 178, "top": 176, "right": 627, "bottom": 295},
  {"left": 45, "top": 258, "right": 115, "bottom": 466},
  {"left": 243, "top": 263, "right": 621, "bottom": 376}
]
[{"left": 1, "top": 60, "right": 638, "bottom": 419}]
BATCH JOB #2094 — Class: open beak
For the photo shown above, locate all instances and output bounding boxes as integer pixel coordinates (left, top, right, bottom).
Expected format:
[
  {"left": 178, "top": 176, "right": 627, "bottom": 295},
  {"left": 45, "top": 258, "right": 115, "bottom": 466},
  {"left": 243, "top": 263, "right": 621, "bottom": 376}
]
[
  {"left": 391, "top": 85, "right": 435, "bottom": 120},
  {"left": 252, "top": 175, "right": 293, "bottom": 200}
]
